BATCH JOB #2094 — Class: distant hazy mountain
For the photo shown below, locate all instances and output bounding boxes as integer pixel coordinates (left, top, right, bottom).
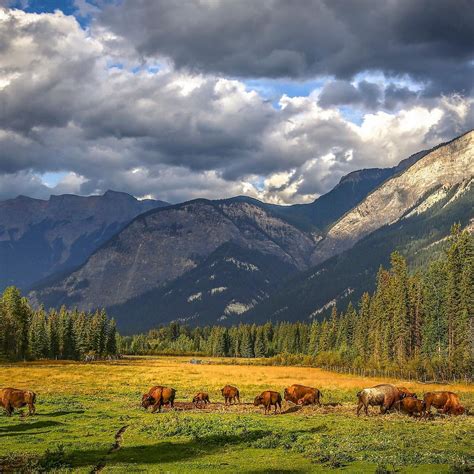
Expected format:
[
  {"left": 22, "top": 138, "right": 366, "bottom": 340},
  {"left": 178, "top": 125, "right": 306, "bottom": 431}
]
[{"left": 0, "top": 190, "right": 168, "bottom": 290}]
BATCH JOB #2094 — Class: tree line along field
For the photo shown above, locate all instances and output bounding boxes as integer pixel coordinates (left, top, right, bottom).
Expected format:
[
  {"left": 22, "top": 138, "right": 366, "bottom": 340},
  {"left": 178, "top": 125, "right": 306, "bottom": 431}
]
[{"left": 0, "top": 356, "right": 472, "bottom": 473}]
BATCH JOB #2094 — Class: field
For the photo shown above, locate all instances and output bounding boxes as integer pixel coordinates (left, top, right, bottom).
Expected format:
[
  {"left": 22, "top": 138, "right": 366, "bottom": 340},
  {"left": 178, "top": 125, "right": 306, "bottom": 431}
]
[{"left": 0, "top": 357, "right": 473, "bottom": 473}]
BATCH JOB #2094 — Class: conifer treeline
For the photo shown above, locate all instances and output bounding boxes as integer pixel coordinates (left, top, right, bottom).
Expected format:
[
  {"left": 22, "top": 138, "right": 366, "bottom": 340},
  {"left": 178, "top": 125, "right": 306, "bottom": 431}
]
[
  {"left": 121, "top": 226, "right": 473, "bottom": 380},
  {"left": 0, "top": 287, "right": 118, "bottom": 360}
]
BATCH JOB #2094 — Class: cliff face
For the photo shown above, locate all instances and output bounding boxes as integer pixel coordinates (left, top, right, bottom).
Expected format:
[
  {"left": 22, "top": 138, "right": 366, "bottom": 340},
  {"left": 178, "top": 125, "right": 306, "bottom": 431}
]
[
  {"left": 311, "top": 131, "right": 474, "bottom": 265},
  {"left": 0, "top": 190, "right": 168, "bottom": 290}
]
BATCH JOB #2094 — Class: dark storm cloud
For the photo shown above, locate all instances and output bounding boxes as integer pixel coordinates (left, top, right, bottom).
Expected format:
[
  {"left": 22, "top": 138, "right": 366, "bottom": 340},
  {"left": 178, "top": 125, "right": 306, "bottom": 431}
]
[
  {"left": 98, "top": 0, "right": 474, "bottom": 94},
  {"left": 318, "top": 80, "right": 382, "bottom": 109}
]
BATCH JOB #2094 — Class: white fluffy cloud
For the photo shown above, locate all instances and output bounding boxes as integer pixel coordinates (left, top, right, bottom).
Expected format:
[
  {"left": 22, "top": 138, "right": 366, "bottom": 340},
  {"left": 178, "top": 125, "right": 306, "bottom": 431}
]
[{"left": 0, "top": 8, "right": 472, "bottom": 204}]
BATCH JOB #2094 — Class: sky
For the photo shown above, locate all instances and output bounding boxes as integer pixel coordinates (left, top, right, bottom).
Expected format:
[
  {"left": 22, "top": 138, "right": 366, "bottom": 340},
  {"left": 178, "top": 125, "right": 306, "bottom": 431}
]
[{"left": 0, "top": 0, "right": 473, "bottom": 204}]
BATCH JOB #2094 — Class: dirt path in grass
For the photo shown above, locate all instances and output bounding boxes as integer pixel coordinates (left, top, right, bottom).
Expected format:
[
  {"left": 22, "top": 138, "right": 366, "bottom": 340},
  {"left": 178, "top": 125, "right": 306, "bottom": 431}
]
[{"left": 91, "top": 425, "right": 129, "bottom": 473}]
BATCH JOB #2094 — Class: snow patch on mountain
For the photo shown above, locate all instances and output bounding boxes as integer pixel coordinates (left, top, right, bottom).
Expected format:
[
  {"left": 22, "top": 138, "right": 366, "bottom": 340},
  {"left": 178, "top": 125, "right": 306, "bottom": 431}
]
[
  {"left": 210, "top": 287, "right": 227, "bottom": 295},
  {"left": 224, "top": 258, "right": 259, "bottom": 271},
  {"left": 187, "top": 292, "right": 202, "bottom": 302}
]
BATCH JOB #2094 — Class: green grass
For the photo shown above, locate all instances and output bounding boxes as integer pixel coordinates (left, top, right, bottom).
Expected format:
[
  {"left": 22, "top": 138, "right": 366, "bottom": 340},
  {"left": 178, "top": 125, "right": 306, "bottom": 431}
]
[{"left": 0, "top": 357, "right": 472, "bottom": 473}]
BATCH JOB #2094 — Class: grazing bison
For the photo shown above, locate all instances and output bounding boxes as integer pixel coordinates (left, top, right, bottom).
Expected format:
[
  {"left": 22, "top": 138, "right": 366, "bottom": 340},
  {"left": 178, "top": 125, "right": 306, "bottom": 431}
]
[
  {"left": 141, "top": 386, "right": 176, "bottom": 413},
  {"left": 356, "top": 384, "right": 401, "bottom": 416},
  {"left": 221, "top": 385, "right": 240, "bottom": 405},
  {"left": 284, "top": 384, "right": 322, "bottom": 406},
  {"left": 192, "top": 392, "right": 210, "bottom": 406},
  {"left": 0, "top": 388, "right": 36, "bottom": 416},
  {"left": 394, "top": 397, "right": 424, "bottom": 417},
  {"left": 423, "top": 391, "right": 464, "bottom": 418},
  {"left": 397, "top": 386, "right": 417, "bottom": 399},
  {"left": 254, "top": 391, "right": 282, "bottom": 415}
]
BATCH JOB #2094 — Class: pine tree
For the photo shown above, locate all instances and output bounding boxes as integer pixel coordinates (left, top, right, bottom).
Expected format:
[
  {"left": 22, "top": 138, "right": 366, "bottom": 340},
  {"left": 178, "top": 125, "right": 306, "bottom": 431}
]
[
  {"left": 254, "top": 327, "right": 266, "bottom": 358},
  {"left": 28, "top": 307, "right": 49, "bottom": 359}
]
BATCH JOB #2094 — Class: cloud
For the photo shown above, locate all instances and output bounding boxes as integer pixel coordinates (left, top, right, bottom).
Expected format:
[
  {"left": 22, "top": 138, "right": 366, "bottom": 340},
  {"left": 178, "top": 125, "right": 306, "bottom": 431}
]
[
  {"left": 97, "top": 0, "right": 474, "bottom": 95},
  {"left": 0, "top": 7, "right": 473, "bottom": 205},
  {"left": 318, "top": 80, "right": 382, "bottom": 109}
]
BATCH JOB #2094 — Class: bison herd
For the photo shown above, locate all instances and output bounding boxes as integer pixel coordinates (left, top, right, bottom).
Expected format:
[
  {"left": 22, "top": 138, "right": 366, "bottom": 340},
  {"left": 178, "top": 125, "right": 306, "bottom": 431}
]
[
  {"left": 139, "top": 382, "right": 465, "bottom": 419},
  {"left": 0, "top": 383, "right": 466, "bottom": 420}
]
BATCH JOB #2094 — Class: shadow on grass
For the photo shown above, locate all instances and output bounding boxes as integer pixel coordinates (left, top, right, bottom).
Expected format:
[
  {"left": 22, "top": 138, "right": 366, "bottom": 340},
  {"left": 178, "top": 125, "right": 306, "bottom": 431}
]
[
  {"left": 66, "top": 430, "right": 301, "bottom": 469},
  {"left": 37, "top": 410, "right": 85, "bottom": 418},
  {"left": 0, "top": 420, "right": 63, "bottom": 437}
]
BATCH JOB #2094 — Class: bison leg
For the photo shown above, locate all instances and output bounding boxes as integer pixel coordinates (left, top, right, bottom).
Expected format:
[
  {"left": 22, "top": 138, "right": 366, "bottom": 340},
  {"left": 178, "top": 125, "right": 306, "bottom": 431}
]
[
  {"left": 151, "top": 400, "right": 162, "bottom": 413},
  {"left": 28, "top": 403, "right": 35, "bottom": 416},
  {"left": 277, "top": 400, "right": 282, "bottom": 413},
  {"left": 5, "top": 404, "right": 13, "bottom": 416},
  {"left": 356, "top": 401, "right": 365, "bottom": 416},
  {"left": 236, "top": 394, "right": 240, "bottom": 404}
]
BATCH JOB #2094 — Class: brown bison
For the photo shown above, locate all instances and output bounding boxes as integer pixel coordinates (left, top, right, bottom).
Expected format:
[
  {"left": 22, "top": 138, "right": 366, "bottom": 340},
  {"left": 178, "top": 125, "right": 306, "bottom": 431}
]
[
  {"left": 192, "top": 392, "right": 210, "bottom": 406},
  {"left": 0, "top": 388, "right": 36, "bottom": 416},
  {"left": 221, "top": 385, "right": 240, "bottom": 405},
  {"left": 254, "top": 391, "right": 282, "bottom": 415},
  {"left": 141, "top": 386, "right": 176, "bottom": 413},
  {"left": 397, "top": 386, "right": 417, "bottom": 398},
  {"left": 423, "top": 391, "right": 464, "bottom": 418},
  {"left": 284, "top": 384, "right": 322, "bottom": 406},
  {"left": 394, "top": 397, "right": 424, "bottom": 417},
  {"left": 356, "top": 384, "right": 401, "bottom": 416}
]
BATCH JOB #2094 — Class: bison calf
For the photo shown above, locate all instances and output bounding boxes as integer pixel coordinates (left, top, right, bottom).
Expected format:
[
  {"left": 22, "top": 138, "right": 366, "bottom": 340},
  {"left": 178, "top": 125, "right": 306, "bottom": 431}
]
[
  {"left": 0, "top": 388, "right": 36, "bottom": 416},
  {"left": 221, "top": 385, "right": 240, "bottom": 405},
  {"left": 142, "top": 386, "right": 176, "bottom": 413},
  {"left": 394, "top": 397, "right": 424, "bottom": 417},
  {"left": 297, "top": 392, "right": 319, "bottom": 406},
  {"left": 423, "top": 391, "right": 464, "bottom": 418},
  {"left": 193, "top": 392, "right": 210, "bottom": 407},
  {"left": 254, "top": 391, "right": 282, "bottom": 415}
]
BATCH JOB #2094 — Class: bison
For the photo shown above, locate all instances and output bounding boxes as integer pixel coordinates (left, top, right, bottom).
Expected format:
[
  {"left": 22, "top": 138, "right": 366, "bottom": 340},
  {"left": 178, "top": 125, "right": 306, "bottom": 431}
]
[
  {"left": 193, "top": 392, "right": 210, "bottom": 406},
  {"left": 141, "top": 386, "right": 176, "bottom": 413},
  {"left": 394, "top": 396, "right": 424, "bottom": 417},
  {"left": 356, "top": 384, "right": 401, "bottom": 416},
  {"left": 284, "top": 384, "right": 322, "bottom": 406},
  {"left": 423, "top": 391, "right": 464, "bottom": 418},
  {"left": 221, "top": 385, "right": 240, "bottom": 405},
  {"left": 397, "top": 386, "right": 417, "bottom": 399},
  {"left": 0, "top": 388, "right": 36, "bottom": 416},
  {"left": 254, "top": 391, "right": 282, "bottom": 415}
]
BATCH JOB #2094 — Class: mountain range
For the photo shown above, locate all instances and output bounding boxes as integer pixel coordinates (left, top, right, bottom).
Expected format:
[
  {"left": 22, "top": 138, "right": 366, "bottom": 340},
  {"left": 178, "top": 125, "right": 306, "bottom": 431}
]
[
  {"left": 1, "top": 131, "right": 472, "bottom": 333},
  {"left": 0, "top": 191, "right": 168, "bottom": 290}
]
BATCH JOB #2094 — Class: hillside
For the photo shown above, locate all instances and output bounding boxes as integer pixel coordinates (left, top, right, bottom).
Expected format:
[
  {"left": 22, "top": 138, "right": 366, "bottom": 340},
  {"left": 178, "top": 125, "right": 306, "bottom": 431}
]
[
  {"left": 0, "top": 190, "right": 168, "bottom": 290},
  {"left": 247, "top": 179, "right": 473, "bottom": 323}
]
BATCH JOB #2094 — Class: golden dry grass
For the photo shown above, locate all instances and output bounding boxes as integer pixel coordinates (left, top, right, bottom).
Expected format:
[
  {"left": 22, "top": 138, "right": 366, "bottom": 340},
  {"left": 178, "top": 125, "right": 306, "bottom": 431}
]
[{"left": 1, "top": 355, "right": 472, "bottom": 403}]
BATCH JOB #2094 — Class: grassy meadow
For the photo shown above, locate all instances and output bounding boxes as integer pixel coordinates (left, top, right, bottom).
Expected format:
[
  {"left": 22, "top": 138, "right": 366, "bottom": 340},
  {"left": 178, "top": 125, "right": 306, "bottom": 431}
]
[{"left": 0, "top": 356, "right": 473, "bottom": 473}]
